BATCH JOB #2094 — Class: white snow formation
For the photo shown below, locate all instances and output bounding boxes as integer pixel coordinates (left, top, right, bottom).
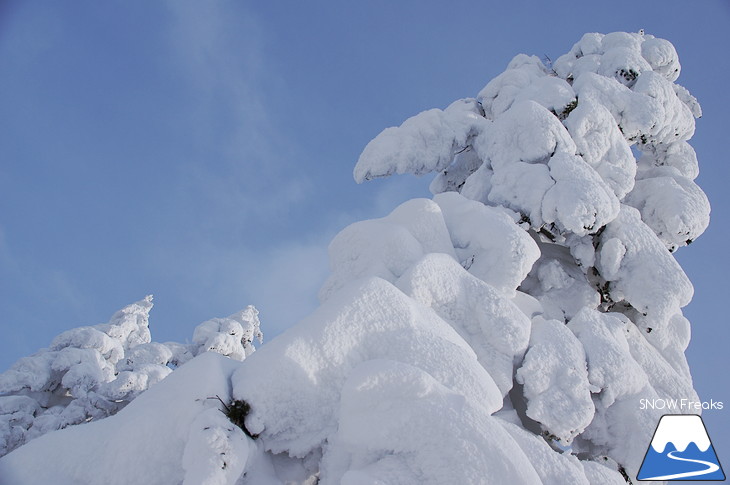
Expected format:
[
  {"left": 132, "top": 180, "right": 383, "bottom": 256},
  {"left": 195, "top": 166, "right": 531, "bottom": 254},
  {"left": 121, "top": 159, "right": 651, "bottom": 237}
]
[
  {"left": 0, "top": 297, "right": 261, "bottom": 458},
  {"left": 0, "top": 31, "right": 709, "bottom": 485}
]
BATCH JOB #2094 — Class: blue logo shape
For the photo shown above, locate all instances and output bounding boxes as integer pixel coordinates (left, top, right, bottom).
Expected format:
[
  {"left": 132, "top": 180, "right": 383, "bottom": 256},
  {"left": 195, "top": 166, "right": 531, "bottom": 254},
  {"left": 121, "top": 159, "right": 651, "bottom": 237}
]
[{"left": 638, "top": 414, "right": 725, "bottom": 481}]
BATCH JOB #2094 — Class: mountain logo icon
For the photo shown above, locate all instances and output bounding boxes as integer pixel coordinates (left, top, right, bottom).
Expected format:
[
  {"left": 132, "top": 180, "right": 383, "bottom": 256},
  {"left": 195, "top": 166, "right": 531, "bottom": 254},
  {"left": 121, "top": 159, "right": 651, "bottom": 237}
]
[{"left": 637, "top": 414, "right": 725, "bottom": 481}]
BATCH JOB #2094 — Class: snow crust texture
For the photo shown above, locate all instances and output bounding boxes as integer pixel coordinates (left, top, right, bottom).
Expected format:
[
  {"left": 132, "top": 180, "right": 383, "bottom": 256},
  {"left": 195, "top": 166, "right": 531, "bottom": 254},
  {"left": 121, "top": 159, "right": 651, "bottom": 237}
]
[{"left": 0, "top": 31, "right": 709, "bottom": 485}]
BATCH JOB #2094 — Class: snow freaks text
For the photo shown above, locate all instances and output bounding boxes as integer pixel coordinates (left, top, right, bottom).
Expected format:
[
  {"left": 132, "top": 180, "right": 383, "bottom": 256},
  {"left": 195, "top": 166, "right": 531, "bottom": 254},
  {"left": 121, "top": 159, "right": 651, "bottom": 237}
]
[{"left": 639, "top": 399, "right": 724, "bottom": 411}]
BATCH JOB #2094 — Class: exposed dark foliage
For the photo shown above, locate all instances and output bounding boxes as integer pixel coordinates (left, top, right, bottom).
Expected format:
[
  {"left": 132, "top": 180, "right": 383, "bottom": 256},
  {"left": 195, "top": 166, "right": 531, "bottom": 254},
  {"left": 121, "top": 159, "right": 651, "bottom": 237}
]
[
  {"left": 213, "top": 395, "right": 259, "bottom": 439},
  {"left": 557, "top": 98, "right": 578, "bottom": 120}
]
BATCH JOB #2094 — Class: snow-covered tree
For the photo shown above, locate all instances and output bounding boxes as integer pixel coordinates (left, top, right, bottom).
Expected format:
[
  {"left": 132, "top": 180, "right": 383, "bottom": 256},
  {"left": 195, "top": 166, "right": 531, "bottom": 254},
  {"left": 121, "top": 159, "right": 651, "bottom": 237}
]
[
  {"left": 190, "top": 306, "right": 263, "bottom": 361},
  {"left": 0, "top": 296, "right": 262, "bottom": 457},
  {"left": 231, "top": 31, "right": 707, "bottom": 483},
  {"left": 0, "top": 32, "right": 710, "bottom": 485},
  {"left": 334, "top": 30, "right": 704, "bottom": 483}
]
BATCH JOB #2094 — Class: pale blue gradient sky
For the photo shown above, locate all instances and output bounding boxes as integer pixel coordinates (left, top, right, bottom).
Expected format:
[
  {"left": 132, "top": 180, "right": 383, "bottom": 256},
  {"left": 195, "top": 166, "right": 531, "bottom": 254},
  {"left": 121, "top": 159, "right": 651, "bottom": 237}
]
[{"left": 1, "top": 1, "right": 728, "bottom": 479}]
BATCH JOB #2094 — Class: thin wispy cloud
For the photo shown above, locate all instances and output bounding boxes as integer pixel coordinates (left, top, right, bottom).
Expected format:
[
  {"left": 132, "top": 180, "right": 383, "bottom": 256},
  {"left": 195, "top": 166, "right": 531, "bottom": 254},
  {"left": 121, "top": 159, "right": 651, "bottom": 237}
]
[
  {"left": 162, "top": 0, "right": 306, "bottom": 211},
  {"left": 111, "top": 2, "right": 330, "bottom": 340}
]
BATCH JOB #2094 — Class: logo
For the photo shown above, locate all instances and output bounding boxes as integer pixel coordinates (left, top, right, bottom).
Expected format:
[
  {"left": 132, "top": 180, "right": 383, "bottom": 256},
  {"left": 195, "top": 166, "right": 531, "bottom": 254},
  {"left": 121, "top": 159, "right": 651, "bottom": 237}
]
[{"left": 637, "top": 414, "right": 725, "bottom": 481}]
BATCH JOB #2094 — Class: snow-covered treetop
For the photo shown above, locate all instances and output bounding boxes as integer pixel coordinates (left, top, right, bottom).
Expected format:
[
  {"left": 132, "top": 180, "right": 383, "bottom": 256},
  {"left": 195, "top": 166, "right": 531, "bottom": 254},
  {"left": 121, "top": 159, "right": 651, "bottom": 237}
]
[
  {"left": 355, "top": 31, "right": 708, "bottom": 251},
  {"left": 353, "top": 31, "right": 709, "bottom": 339},
  {"left": 192, "top": 305, "right": 263, "bottom": 361}
]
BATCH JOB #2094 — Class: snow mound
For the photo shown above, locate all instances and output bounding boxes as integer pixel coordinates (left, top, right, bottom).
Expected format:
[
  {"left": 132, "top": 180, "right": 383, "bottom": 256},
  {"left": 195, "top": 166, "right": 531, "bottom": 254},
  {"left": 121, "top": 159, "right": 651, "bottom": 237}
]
[
  {"left": 563, "top": 99, "right": 635, "bottom": 199},
  {"left": 0, "top": 352, "right": 251, "bottom": 485},
  {"left": 570, "top": 308, "right": 697, "bottom": 476},
  {"left": 434, "top": 191, "right": 539, "bottom": 294},
  {"left": 625, "top": 166, "right": 710, "bottom": 251},
  {"left": 320, "top": 193, "right": 536, "bottom": 301},
  {"left": 458, "top": 98, "right": 621, "bottom": 238},
  {"left": 319, "top": 198, "right": 456, "bottom": 301},
  {"left": 396, "top": 253, "right": 531, "bottom": 395},
  {"left": 516, "top": 317, "right": 594, "bottom": 443},
  {"left": 518, "top": 241, "right": 600, "bottom": 322},
  {"left": 596, "top": 205, "right": 693, "bottom": 332},
  {"left": 478, "top": 54, "right": 575, "bottom": 119},
  {"left": 498, "top": 418, "right": 596, "bottom": 485},
  {"left": 233, "top": 277, "right": 503, "bottom": 458},
  {"left": 568, "top": 309, "right": 647, "bottom": 408},
  {"left": 321, "top": 360, "right": 542, "bottom": 485}
]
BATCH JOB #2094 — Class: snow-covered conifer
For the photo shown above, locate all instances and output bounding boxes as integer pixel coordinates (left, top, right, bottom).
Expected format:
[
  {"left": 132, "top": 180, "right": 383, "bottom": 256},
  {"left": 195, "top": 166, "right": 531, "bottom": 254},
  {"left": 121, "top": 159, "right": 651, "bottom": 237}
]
[
  {"left": 191, "top": 305, "right": 263, "bottom": 361},
  {"left": 340, "top": 30, "right": 708, "bottom": 482},
  {"left": 0, "top": 296, "right": 156, "bottom": 456},
  {"left": 0, "top": 297, "right": 262, "bottom": 457}
]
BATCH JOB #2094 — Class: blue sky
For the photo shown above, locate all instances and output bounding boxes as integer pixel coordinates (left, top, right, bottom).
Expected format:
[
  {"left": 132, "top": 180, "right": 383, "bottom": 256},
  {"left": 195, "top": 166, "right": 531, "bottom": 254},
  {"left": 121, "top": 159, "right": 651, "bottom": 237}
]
[{"left": 1, "top": 1, "right": 728, "bottom": 478}]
